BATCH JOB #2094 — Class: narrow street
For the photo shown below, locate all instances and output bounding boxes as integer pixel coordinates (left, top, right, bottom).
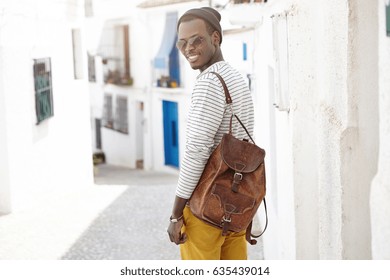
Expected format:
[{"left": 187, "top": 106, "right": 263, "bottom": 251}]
[
  {"left": 61, "top": 164, "right": 181, "bottom": 260},
  {"left": 62, "top": 164, "right": 264, "bottom": 260},
  {"left": 0, "top": 164, "right": 263, "bottom": 260}
]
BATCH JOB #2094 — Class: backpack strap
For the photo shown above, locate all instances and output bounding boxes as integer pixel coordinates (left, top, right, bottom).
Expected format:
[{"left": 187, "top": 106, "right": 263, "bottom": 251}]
[
  {"left": 210, "top": 71, "right": 232, "bottom": 105},
  {"left": 232, "top": 114, "right": 256, "bottom": 144},
  {"left": 246, "top": 198, "right": 268, "bottom": 245},
  {"left": 210, "top": 71, "right": 255, "bottom": 144}
]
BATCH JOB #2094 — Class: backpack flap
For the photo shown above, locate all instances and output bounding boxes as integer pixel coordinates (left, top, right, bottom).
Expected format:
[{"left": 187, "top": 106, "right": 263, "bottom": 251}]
[{"left": 221, "top": 133, "right": 265, "bottom": 173}]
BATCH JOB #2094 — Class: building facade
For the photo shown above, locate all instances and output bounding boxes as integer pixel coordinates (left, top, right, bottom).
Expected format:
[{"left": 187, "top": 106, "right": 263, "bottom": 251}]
[
  {"left": 0, "top": 0, "right": 94, "bottom": 214},
  {"left": 231, "top": 0, "right": 388, "bottom": 259}
]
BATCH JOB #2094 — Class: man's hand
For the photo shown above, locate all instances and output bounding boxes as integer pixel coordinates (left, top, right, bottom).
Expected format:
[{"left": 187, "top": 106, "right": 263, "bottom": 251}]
[
  {"left": 167, "top": 196, "right": 188, "bottom": 244},
  {"left": 167, "top": 219, "right": 187, "bottom": 245}
]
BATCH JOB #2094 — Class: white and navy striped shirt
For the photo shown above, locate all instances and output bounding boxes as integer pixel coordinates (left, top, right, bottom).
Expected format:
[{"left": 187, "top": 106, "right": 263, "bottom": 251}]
[{"left": 176, "top": 61, "right": 254, "bottom": 199}]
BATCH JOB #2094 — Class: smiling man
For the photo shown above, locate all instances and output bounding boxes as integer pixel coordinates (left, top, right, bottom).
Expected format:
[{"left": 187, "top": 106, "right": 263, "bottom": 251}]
[{"left": 167, "top": 7, "right": 255, "bottom": 260}]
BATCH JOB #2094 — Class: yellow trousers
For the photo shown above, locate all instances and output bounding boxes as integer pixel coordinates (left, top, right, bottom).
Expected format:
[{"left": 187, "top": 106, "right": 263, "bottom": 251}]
[{"left": 180, "top": 206, "right": 247, "bottom": 260}]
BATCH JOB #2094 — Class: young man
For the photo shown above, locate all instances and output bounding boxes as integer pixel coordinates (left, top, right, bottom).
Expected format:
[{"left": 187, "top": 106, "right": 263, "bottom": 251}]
[{"left": 167, "top": 7, "right": 254, "bottom": 260}]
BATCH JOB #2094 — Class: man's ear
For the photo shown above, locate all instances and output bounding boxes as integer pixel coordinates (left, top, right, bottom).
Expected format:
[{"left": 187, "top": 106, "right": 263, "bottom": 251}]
[{"left": 212, "top": 31, "right": 221, "bottom": 46}]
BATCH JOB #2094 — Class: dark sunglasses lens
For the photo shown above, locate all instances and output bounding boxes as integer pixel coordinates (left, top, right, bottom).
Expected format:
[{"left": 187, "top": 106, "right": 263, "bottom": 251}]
[
  {"left": 176, "top": 36, "right": 202, "bottom": 50},
  {"left": 176, "top": 40, "right": 185, "bottom": 50},
  {"left": 190, "top": 36, "right": 202, "bottom": 47}
]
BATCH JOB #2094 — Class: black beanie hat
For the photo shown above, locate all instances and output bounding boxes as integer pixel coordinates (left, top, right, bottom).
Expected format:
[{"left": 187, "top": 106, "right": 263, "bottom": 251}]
[{"left": 177, "top": 7, "right": 222, "bottom": 44}]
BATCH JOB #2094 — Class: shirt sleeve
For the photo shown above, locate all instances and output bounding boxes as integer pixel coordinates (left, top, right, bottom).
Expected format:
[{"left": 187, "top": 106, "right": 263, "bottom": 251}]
[{"left": 175, "top": 76, "right": 226, "bottom": 199}]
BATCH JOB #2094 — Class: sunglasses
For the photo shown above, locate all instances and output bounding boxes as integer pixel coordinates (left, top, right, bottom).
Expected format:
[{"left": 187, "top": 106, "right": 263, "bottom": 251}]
[{"left": 176, "top": 36, "right": 205, "bottom": 51}]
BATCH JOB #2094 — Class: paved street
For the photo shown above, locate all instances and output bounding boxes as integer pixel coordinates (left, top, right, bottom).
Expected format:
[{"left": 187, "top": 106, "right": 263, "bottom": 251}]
[
  {"left": 0, "top": 164, "right": 263, "bottom": 260},
  {"left": 62, "top": 164, "right": 181, "bottom": 260}
]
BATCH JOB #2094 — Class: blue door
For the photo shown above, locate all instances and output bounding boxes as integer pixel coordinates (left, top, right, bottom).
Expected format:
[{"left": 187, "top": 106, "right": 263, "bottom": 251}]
[{"left": 163, "top": 101, "right": 179, "bottom": 167}]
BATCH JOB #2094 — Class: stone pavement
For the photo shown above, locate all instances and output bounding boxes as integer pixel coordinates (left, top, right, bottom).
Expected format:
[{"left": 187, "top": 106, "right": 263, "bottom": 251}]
[
  {"left": 0, "top": 164, "right": 263, "bottom": 260},
  {"left": 62, "top": 164, "right": 181, "bottom": 260}
]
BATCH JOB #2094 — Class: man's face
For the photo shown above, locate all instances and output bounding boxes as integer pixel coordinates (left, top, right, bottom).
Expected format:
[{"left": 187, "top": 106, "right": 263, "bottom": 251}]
[{"left": 177, "top": 18, "right": 216, "bottom": 72}]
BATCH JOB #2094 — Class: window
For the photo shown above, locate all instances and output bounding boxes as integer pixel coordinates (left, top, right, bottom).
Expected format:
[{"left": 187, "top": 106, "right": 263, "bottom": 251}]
[
  {"left": 33, "top": 58, "right": 54, "bottom": 124},
  {"left": 88, "top": 53, "right": 96, "bottom": 82},
  {"left": 95, "top": 118, "right": 102, "bottom": 149},
  {"left": 114, "top": 96, "right": 128, "bottom": 134},
  {"left": 98, "top": 23, "right": 132, "bottom": 85},
  {"left": 103, "top": 94, "right": 113, "bottom": 129},
  {"left": 103, "top": 94, "right": 128, "bottom": 134},
  {"left": 387, "top": 4, "right": 390, "bottom": 37}
]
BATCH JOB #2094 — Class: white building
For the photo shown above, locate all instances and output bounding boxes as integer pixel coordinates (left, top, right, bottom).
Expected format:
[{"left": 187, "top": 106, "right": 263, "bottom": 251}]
[{"left": 0, "top": 0, "right": 94, "bottom": 215}]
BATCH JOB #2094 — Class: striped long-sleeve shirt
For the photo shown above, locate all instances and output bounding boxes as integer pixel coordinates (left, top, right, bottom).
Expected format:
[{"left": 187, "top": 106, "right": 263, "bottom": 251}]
[{"left": 176, "top": 61, "right": 254, "bottom": 199}]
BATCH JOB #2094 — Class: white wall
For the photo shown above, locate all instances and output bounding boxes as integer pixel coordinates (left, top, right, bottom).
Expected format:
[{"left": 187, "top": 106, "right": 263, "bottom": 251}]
[
  {"left": 340, "top": 0, "right": 378, "bottom": 259},
  {"left": 298, "top": 0, "right": 378, "bottom": 260},
  {"left": 0, "top": 0, "right": 94, "bottom": 213},
  {"left": 286, "top": 0, "right": 378, "bottom": 259},
  {"left": 0, "top": 52, "right": 11, "bottom": 214},
  {"left": 99, "top": 86, "right": 147, "bottom": 168},
  {"left": 240, "top": 1, "right": 297, "bottom": 259},
  {"left": 246, "top": 0, "right": 379, "bottom": 259},
  {"left": 370, "top": 0, "right": 390, "bottom": 260}
]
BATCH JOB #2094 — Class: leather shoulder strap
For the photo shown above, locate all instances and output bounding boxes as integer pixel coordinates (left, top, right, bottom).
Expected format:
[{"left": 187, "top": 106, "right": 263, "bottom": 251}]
[
  {"left": 246, "top": 198, "right": 268, "bottom": 245},
  {"left": 210, "top": 71, "right": 232, "bottom": 105},
  {"left": 210, "top": 71, "right": 255, "bottom": 144}
]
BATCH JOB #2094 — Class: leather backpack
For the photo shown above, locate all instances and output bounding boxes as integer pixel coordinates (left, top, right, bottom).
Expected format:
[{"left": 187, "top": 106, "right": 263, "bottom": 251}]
[{"left": 189, "top": 72, "right": 268, "bottom": 245}]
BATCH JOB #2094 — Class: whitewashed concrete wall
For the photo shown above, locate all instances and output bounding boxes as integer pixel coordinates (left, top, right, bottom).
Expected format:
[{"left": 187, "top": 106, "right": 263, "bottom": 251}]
[
  {"left": 370, "top": 0, "right": 390, "bottom": 260},
  {"left": 248, "top": 0, "right": 379, "bottom": 259},
  {"left": 100, "top": 86, "right": 148, "bottom": 169},
  {"left": 0, "top": 61, "right": 11, "bottom": 213},
  {"left": 341, "top": 0, "right": 378, "bottom": 259},
  {"left": 301, "top": 0, "right": 377, "bottom": 260},
  {"left": 249, "top": 1, "right": 296, "bottom": 260},
  {"left": 0, "top": 0, "right": 94, "bottom": 214}
]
